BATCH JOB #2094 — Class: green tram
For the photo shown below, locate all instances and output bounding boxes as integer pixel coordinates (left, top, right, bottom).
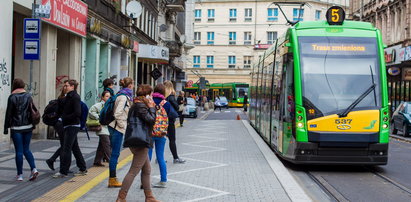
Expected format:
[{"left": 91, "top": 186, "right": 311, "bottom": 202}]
[
  {"left": 249, "top": 8, "right": 389, "bottom": 165},
  {"left": 184, "top": 82, "right": 249, "bottom": 107}
]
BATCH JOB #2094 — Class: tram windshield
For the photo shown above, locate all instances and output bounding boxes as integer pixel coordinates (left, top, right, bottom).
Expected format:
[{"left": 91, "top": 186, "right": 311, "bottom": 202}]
[
  {"left": 299, "top": 36, "right": 381, "bottom": 120},
  {"left": 237, "top": 87, "right": 249, "bottom": 98}
]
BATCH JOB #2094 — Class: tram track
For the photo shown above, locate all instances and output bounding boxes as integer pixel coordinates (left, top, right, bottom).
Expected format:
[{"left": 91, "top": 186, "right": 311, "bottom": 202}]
[{"left": 306, "top": 171, "right": 349, "bottom": 202}]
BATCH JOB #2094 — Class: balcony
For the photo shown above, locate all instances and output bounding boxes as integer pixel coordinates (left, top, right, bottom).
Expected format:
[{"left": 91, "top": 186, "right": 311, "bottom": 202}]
[
  {"left": 165, "top": 0, "right": 186, "bottom": 12},
  {"left": 165, "top": 40, "right": 183, "bottom": 57}
]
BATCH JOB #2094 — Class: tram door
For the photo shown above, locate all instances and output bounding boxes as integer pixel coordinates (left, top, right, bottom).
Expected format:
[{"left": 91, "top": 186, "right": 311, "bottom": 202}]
[
  {"left": 213, "top": 89, "right": 219, "bottom": 100},
  {"left": 279, "top": 54, "right": 294, "bottom": 157}
]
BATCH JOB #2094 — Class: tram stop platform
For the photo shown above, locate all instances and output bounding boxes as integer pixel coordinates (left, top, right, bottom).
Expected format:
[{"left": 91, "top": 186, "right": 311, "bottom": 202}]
[{"left": 0, "top": 119, "right": 311, "bottom": 202}]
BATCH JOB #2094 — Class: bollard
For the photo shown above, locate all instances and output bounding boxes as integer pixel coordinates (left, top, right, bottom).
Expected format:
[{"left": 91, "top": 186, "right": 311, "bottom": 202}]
[{"left": 236, "top": 114, "right": 241, "bottom": 120}]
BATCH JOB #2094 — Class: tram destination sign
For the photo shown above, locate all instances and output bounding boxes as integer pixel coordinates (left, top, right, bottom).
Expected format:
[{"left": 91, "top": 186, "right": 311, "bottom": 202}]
[{"left": 301, "top": 42, "right": 377, "bottom": 56}]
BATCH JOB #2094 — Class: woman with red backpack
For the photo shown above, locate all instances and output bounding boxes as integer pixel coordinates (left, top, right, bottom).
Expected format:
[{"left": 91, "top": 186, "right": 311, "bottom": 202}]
[{"left": 150, "top": 84, "right": 178, "bottom": 188}]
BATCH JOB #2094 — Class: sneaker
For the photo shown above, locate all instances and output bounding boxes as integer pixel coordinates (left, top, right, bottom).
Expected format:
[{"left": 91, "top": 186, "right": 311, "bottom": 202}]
[
  {"left": 74, "top": 170, "right": 88, "bottom": 176},
  {"left": 153, "top": 181, "right": 167, "bottom": 188},
  {"left": 173, "top": 158, "right": 186, "bottom": 164},
  {"left": 52, "top": 172, "right": 67, "bottom": 178},
  {"left": 46, "top": 159, "right": 55, "bottom": 171},
  {"left": 29, "top": 169, "right": 39, "bottom": 181},
  {"left": 16, "top": 174, "right": 23, "bottom": 181},
  {"left": 93, "top": 162, "right": 105, "bottom": 167}
]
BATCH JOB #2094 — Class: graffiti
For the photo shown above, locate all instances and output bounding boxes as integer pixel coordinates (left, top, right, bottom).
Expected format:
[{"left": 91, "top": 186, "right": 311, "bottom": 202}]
[
  {"left": 85, "top": 90, "right": 92, "bottom": 101},
  {"left": 98, "top": 71, "right": 104, "bottom": 88},
  {"left": 25, "top": 82, "right": 39, "bottom": 96},
  {"left": 0, "top": 58, "right": 10, "bottom": 91},
  {"left": 56, "top": 75, "right": 69, "bottom": 90}
]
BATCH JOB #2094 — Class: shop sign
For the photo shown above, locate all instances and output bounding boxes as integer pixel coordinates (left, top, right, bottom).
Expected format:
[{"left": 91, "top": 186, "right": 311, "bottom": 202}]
[
  {"left": 404, "top": 46, "right": 411, "bottom": 61},
  {"left": 121, "top": 34, "right": 132, "bottom": 49},
  {"left": 384, "top": 45, "right": 403, "bottom": 65},
  {"left": 138, "top": 44, "right": 169, "bottom": 61},
  {"left": 403, "top": 68, "right": 411, "bottom": 81},
  {"left": 387, "top": 67, "right": 401, "bottom": 76},
  {"left": 133, "top": 41, "right": 139, "bottom": 53},
  {"left": 254, "top": 44, "right": 271, "bottom": 50},
  {"left": 41, "top": 0, "right": 88, "bottom": 37},
  {"left": 89, "top": 17, "right": 102, "bottom": 35}
]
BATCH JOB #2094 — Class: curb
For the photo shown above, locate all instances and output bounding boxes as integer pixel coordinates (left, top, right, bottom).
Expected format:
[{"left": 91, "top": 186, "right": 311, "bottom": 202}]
[
  {"left": 242, "top": 120, "right": 312, "bottom": 202},
  {"left": 390, "top": 134, "right": 411, "bottom": 143}
]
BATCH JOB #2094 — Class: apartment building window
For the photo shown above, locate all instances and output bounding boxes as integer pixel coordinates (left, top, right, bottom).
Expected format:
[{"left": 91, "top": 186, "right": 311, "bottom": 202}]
[
  {"left": 193, "top": 56, "right": 200, "bottom": 68},
  {"left": 293, "top": 8, "right": 304, "bottom": 21},
  {"left": 244, "top": 56, "right": 252, "bottom": 68},
  {"left": 315, "top": 10, "right": 321, "bottom": 21},
  {"left": 229, "top": 9, "right": 237, "bottom": 22},
  {"left": 195, "top": 9, "right": 202, "bottom": 22},
  {"left": 267, "top": 32, "right": 277, "bottom": 44},
  {"left": 245, "top": 8, "right": 252, "bottom": 22},
  {"left": 267, "top": 8, "right": 278, "bottom": 21},
  {"left": 228, "top": 56, "right": 236, "bottom": 68},
  {"left": 207, "top": 32, "right": 215, "bottom": 45},
  {"left": 194, "top": 32, "right": 201, "bottom": 45},
  {"left": 207, "top": 56, "right": 214, "bottom": 68},
  {"left": 208, "top": 9, "right": 215, "bottom": 22},
  {"left": 244, "top": 32, "right": 252, "bottom": 45},
  {"left": 229, "top": 32, "right": 237, "bottom": 45}
]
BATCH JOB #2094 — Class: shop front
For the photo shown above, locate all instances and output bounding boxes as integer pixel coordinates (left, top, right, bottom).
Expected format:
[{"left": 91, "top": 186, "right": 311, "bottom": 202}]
[{"left": 137, "top": 44, "right": 169, "bottom": 86}]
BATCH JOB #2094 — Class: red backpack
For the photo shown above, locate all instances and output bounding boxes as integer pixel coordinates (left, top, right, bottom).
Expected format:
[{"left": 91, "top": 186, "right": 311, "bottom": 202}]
[{"left": 152, "top": 100, "right": 169, "bottom": 137}]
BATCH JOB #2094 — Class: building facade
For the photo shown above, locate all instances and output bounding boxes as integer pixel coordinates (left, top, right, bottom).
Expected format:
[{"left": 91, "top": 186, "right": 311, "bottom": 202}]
[
  {"left": 351, "top": 0, "right": 411, "bottom": 111},
  {"left": 186, "top": 0, "right": 347, "bottom": 85},
  {"left": 0, "top": 0, "right": 187, "bottom": 145}
]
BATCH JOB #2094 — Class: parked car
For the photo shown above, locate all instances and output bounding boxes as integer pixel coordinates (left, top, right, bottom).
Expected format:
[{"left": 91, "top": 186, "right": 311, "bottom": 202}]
[
  {"left": 219, "top": 96, "right": 229, "bottom": 109},
  {"left": 391, "top": 102, "right": 411, "bottom": 137},
  {"left": 184, "top": 97, "right": 198, "bottom": 118}
]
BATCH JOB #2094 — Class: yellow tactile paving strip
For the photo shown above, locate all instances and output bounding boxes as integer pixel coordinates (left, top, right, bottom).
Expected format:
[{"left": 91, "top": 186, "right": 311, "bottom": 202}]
[
  {"left": 33, "top": 149, "right": 132, "bottom": 202},
  {"left": 34, "top": 123, "right": 182, "bottom": 202}
]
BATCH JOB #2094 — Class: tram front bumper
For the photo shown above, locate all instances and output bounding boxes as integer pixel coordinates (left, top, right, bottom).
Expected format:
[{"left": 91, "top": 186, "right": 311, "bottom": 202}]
[{"left": 291, "top": 142, "right": 388, "bottom": 165}]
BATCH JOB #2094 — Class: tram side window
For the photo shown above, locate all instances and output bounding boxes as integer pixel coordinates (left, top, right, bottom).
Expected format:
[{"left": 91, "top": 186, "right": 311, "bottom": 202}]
[{"left": 283, "top": 54, "right": 294, "bottom": 122}]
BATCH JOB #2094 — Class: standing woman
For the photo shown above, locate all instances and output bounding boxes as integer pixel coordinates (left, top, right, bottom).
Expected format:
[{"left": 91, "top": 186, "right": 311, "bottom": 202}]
[
  {"left": 177, "top": 91, "right": 187, "bottom": 127},
  {"left": 116, "top": 84, "right": 159, "bottom": 202},
  {"left": 108, "top": 77, "right": 134, "bottom": 187},
  {"left": 89, "top": 91, "right": 112, "bottom": 167},
  {"left": 164, "top": 81, "right": 185, "bottom": 164},
  {"left": 4, "top": 78, "right": 39, "bottom": 181}
]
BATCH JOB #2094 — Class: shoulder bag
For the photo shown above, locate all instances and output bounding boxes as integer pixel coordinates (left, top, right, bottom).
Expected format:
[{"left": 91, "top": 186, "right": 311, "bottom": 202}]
[
  {"left": 29, "top": 100, "right": 41, "bottom": 125},
  {"left": 123, "top": 106, "right": 152, "bottom": 148}
]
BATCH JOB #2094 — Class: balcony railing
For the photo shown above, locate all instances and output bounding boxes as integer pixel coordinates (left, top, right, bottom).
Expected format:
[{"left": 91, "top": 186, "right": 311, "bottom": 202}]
[{"left": 166, "top": 0, "right": 186, "bottom": 12}]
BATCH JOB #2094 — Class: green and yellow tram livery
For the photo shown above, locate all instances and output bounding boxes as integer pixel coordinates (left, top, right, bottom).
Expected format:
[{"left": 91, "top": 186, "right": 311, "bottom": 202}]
[{"left": 249, "top": 7, "right": 389, "bottom": 165}]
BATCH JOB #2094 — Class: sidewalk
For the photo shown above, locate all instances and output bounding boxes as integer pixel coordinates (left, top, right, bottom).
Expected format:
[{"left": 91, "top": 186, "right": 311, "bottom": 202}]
[{"left": 75, "top": 119, "right": 310, "bottom": 201}]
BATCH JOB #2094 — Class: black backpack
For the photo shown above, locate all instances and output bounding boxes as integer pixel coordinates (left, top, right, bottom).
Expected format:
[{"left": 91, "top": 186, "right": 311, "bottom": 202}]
[{"left": 42, "top": 99, "right": 59, "bottom": 126}]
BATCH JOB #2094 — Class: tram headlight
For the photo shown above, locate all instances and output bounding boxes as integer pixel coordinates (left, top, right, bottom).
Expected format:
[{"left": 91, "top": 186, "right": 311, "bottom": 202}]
[
  {"left": 297, "top": 122, "right": 304, "bottom": 128},
  {"left": 383, "top": 124, "right": 388, "bottom": 129},
  {"left": 297, "top": 116, "right": 303, "bottom": 121}
]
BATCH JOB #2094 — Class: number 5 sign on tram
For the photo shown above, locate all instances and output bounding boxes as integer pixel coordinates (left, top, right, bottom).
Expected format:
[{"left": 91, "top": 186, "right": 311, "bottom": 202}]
[{"left": 326, "top": 6, "right": 345, "bottom": 25}]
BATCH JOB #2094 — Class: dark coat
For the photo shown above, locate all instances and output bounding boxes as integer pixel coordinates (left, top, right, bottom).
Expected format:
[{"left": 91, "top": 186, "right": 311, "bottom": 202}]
[
  {"left": 59, "top": 90, "right": 82, "bottom": 127},
  {"left": 133, "top": 102, "right": 157, "bottom": 136},
  {"left": 166, "top": 94, "right": 179, "bottom": 122},
  {"left": 4, "top": 92, "right": 33, "bottom": 134}
]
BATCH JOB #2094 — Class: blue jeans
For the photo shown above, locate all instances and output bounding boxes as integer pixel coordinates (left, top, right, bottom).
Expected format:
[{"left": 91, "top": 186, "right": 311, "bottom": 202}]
[
  {"left": 11, "top": 131, "right": 36, "bottom": 175},
  {"left": 108, "top": 127, "right": 124, "bottom": 177},
  {"left": 149, "top": 137, "right": 167, "bottom": 182}
]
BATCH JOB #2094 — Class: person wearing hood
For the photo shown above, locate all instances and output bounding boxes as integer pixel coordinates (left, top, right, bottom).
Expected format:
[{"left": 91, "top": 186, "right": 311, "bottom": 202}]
[
  {"left": 4, "top": 78, "right": 39, "bottom": 181},
  {"left": 108, "top": 77, "right": 134, "bottom": 188}
]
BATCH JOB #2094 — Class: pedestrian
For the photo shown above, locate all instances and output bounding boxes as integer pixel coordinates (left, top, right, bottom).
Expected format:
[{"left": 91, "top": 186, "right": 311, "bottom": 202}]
[
  {"left": 108, "top": 77, "right": 134, "bottom": 187},
  {"left": 53, "top": 79, "right": 88, "bottom": 178},
  {"left": 214, "top": 96, "right": 222, "bottom": 111},
  {"left": 177, "top": 91, "right": 187, "bottom": 127},
  {"left": 164, "top": 81, "right": 185, "bottom": 164},
  {"left": 116, "top": 84, "right": 159, "bottom": 202},
  {"left": 4, "top": 78, "right": 39, "bottom": 181},
  {"left": 45, "top": 80, "right": 68, "bottom": 171},
  {"left": 150, "top": 84, "right": 178, "bottom": 188},
  {"left": 103, "top": 78, "right": 115, "bottom": 96},
  {"left": 243, "top": 93, "right": 248, "bottom": 112},
  {"left": 89, "top": 91, "right": 112, "bottom": 167}
]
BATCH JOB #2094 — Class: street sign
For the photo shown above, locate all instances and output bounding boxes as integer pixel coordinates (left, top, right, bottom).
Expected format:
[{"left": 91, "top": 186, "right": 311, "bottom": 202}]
[
  {"left": 150, "top": 68, "right": 163, "bottom": 80},
  {"left": 33, "top": 3, "right": 51, "bottom": 18},
  {"left": 24, "top": 40, "right": 40, "bottom": 60},
  {"left": 24, "top": 18, "right": 40, "bottom": 39}
]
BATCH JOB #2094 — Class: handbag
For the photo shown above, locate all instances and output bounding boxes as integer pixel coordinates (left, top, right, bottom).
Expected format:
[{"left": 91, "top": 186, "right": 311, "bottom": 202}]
[
  {"left": 86, "top": 116, "right": 100, "bottom": 127},
  {"left": 123, "top": 107, "right": 151, "bottom": 148},
  {"left": 178, "top": 104, "right": 184, "bottom": 112},
  {"left": 88, "top": 125, "right": 102, "bottom": 132},
  {"left": 29, "top": 100, "right": 41, "bottom": 125},
  {"left": 182, "top": 106, "right": 189, "bottom": 115}
]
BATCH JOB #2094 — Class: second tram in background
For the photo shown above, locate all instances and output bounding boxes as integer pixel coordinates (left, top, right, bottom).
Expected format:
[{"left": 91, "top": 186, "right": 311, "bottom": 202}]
[{"left": 249, "top": 7, "right": 389, "bottom": 165}]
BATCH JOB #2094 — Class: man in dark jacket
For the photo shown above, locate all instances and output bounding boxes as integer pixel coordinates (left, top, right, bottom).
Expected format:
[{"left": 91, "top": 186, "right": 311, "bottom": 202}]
[
  {"left": 243, "top": 93, "right": 248, "bottom": 112},
  {"left": 53, "top": 80, "right": 87, "bottom": 178}
]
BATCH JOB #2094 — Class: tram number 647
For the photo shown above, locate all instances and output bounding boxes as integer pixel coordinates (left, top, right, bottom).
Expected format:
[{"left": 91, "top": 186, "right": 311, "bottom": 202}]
[{"left": 335, "top": 119, "right": 352, "bottom": 124}]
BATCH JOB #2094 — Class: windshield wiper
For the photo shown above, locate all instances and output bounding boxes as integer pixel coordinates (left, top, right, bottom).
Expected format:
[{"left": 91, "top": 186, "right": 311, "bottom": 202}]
[{"left": 338, "top": 83, "right": 376, "bottom": 118}]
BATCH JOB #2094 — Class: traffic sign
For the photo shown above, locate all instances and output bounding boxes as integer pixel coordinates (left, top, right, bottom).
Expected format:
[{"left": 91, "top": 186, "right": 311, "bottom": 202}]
[
  {"left": 33, "top": 3, "right": 51, "bottom": 19},
  {"left": 24, "top": 18, "right": 40, "bottom": 39},
  {"left": 150, "top": 68, "right": 163, "bottom": 80},
  {"left": 24, "top": 39, "right": 40, "bottom": 60}
]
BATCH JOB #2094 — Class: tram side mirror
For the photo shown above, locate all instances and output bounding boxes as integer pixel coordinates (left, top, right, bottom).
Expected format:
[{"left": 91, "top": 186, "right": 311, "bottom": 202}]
[
  {"left": 383, "top": 43, "right": 387, "bottom": 48},
  {"left": 285, "top": 43, "right": 291, "bottom": 47}
]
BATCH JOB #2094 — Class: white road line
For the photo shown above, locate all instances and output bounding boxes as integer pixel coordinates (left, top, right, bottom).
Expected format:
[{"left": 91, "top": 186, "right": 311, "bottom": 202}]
[
  {"left": 224, "top": 111, "right": 231, "bottom": 113},
  {"left": 184, "top": 193, "right": 230, "bottom": 202}
]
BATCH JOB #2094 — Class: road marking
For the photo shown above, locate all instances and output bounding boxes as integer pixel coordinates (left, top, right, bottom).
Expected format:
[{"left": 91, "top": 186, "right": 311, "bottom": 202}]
[{"left": 224, "top": 111, "right": 231, "bottom": 113}]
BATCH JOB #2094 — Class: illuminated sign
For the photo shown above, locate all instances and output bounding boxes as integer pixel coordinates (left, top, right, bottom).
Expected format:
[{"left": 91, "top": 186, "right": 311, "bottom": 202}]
[
  {"left": 326, "top": 6, "right": 345, "bottom": 25},
  {"left": 311, "top": 44, "right": 366, "bottom": 52}
]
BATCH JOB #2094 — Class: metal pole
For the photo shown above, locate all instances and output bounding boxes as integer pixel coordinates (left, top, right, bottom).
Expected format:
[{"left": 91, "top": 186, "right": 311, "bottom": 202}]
[
  {"left": 30, "top": 0, "right": 36, "bottom": 94},
  {"left": 360, "top": 0, "right": 364, "bottom": 21}
]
